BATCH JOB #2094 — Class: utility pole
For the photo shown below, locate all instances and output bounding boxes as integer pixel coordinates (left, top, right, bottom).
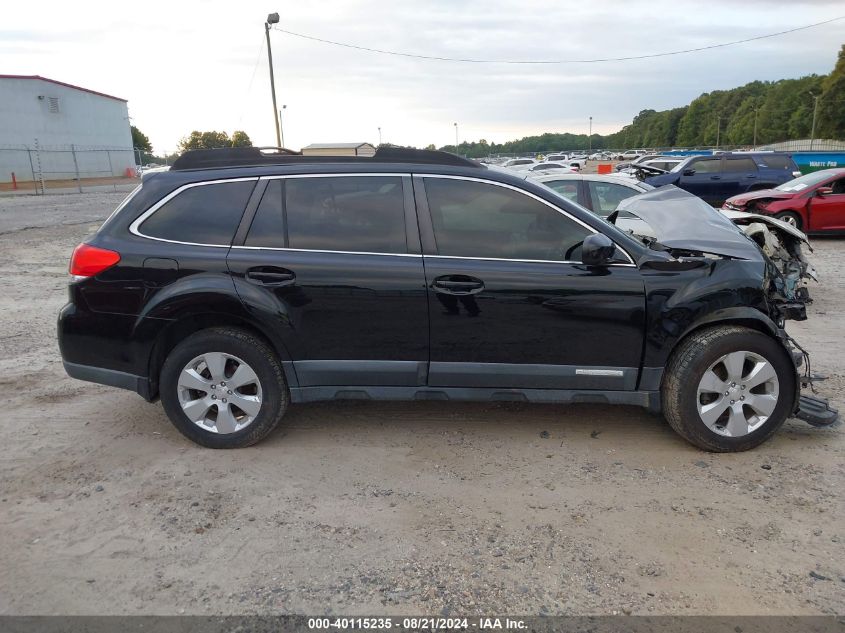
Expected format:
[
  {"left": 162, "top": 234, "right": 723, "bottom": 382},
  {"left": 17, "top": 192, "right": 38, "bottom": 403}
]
[
  {"left": 715, "top": 115, "right": 722, "bottom": 149},
  {"left": 265, "top": 13, "right": 282, "bottom": 147},
  {"left": 588, "top": 116, "right": 593, "bottom": 152},
  {"left": 809, "top": 92, "right": 820, "bottom": 151},
  {"left": 453, "top": 122, "right": 459, "bottom": 153},
  {"left": 279, "top": 105, "right": 287, "bottom": 148},
  {"left": 378, "top": 127, "right": 382, "bottom": 145},
  {"left": 752, "top": 106, "right": 759, "bottom": 149}
]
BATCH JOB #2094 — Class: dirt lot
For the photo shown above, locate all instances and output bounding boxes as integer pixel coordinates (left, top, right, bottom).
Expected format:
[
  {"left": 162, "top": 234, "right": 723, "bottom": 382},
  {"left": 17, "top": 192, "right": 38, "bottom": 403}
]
[{"left": 0, "top": 191, "right": 842, "bottom": 616}]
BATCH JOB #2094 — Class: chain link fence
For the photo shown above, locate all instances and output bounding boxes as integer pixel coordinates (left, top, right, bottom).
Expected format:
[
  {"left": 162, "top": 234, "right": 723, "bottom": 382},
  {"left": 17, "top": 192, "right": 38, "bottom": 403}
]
[{"left": 0, "top": 143, "right": 140, "bottom": 195}]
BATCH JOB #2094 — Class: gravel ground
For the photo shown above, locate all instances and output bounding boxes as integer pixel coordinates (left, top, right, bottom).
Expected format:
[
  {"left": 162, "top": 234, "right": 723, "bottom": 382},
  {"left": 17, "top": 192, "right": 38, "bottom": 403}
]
[{"left": 0, "top": 191, "right": 842, "bottom": 616}]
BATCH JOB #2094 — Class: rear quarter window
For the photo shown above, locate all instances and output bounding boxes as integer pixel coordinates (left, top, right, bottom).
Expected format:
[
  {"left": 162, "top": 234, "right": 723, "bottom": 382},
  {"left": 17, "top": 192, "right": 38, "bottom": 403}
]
[{"left": 138, "top": 180, "right": 255, "bottom": 245}]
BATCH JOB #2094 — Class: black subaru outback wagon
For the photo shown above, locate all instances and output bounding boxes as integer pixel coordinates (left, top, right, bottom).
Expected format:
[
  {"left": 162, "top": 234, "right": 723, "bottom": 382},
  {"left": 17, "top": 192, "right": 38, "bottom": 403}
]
[{"left": 58, "top": 147, "right": 836, "bottom": 451}]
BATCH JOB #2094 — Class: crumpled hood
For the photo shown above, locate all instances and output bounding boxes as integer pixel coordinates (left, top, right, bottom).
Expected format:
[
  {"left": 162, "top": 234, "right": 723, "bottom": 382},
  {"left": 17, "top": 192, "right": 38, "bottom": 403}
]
[
  {"left": 615, "top": 185, "right": 761, "bottom": 259},
  {"left": 726, "top": 188, "right": 795, "bottom": 206}
]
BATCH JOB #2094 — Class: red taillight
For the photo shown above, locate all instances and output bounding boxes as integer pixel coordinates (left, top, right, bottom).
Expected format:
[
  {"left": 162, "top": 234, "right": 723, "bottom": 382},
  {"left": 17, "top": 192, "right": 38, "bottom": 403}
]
[{"left": 69, "top": 244, "right": 121, "bottom": 278}]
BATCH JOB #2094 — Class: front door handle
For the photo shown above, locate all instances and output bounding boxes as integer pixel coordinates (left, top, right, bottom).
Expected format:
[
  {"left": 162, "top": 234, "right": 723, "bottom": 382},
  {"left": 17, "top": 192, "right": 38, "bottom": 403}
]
[
  {"left": 432, "top": 275, "right": 484, "bottom": 295},
  {"left": 246, "top": 267, "right": 296, "bottom": 287},
  {"left": 709, "top": 175, "right": 721, "bottom": 180}
]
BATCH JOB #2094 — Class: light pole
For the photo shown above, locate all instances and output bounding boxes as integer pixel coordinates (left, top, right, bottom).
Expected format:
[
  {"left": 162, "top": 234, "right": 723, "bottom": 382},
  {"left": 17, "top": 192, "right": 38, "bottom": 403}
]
[
  {"left": 588, "top": 116, "right": 593, "bottom": 153},
  {"left": 378, "top": 127, "right": 382, "bottom": 145},
  {"left": 279, "top": 105, "right": 287, "bottom": 148},
  {"left": 453, "top": 122, "right": 459, "bottom": 153},
  {"left": 809, "top": 92, "right": 820, "bottom": 151},
  {"left": 752, "top": 106, "right": 759, "bottom": 149},
  {"left": 265, "top": 12, "right": 282, "bottom": 148}
]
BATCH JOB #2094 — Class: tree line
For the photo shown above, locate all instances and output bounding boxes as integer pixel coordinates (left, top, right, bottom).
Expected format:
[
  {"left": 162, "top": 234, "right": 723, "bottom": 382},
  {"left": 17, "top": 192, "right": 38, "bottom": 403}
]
[
  {"left": 132, "top": 45, "right": 845, "bottom": 161},
  {"left": 441, "top": 44, "right": 845, "bottom": 157}
]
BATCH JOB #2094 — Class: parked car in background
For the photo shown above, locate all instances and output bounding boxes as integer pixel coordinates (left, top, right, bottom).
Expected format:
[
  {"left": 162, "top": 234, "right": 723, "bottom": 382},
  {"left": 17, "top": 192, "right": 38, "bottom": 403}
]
[
  {"left": 615, "top": 153, "right": 672, "bottom": 172},
  {"left": 722, "top": 168, "right": 845, "bottom": 233},
  {"left": 644, "top": 152, "right": 801, "bottom": 206},
  {"left": 503, "top": 158, "right": 536, "bottom": 169},
  {"left": 522, "top": 172, "right": 653, "bottom": 216},
  {"left": 528, "top": 162, "right": 578, "bottom": 173},
  {"left": 619, "top": 150, "right": 646, "bottom": 161}
]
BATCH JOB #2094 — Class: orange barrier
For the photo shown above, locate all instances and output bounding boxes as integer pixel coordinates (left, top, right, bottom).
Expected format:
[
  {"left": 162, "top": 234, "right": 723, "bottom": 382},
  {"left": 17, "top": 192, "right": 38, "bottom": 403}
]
[{"left": 597, "top": 163, "right": 612, "bottom": 175}]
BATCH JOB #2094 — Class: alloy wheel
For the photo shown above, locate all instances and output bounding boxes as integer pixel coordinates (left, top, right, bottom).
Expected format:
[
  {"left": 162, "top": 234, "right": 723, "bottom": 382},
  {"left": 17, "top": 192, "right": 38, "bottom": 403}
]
[
  {"left": 176, "top": 352, "right": 263, "bottom": 434},
  {"left": 696, "top": 350, "right": 779, "bottom": 437}
]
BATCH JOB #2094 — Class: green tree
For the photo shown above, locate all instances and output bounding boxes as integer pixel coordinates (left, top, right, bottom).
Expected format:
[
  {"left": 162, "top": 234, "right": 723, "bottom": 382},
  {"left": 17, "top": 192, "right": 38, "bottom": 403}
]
[
  {"left": 131, "top": 125, "right": 152, "bottom": 152},
  {"left": 817, "top": 44, "right": 845, "bottom": 139},
  {"left": 230, "top": 130, "right": 253, "bottom": 147},
  {"left": 178, "top": 130, "right": 253, "bottom": 151}
]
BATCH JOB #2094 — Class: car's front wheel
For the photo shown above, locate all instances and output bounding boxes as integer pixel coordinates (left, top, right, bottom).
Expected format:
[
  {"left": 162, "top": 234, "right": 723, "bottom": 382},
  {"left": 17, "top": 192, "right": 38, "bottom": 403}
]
[
  {"left": 160, "top": 327, "right": 288, "bottom": 448},
  {"left": 774, "top": 211, "right": 803, "bottom": 230},
  {"left": 662, "top": 326, "right": 796, "bottom": 452}
]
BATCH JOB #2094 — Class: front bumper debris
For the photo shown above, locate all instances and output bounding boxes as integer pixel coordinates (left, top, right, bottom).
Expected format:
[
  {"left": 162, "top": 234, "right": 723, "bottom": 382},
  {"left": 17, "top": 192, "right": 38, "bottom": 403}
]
[{"left": 795, "top": 395, "right": 840, "bottom": 428}]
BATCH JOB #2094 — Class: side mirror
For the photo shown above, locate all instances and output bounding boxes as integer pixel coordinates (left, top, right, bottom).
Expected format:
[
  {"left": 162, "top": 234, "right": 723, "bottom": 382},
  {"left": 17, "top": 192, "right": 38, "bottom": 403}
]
[
  {"left": 581, "top": 233, "right": 616, "bottom": 266},
  {"left": 817, "top": 186, "right": 833, "bottom": 196},
  {"left": 682, "top": 168, "right": 696, "bottom": 176}
]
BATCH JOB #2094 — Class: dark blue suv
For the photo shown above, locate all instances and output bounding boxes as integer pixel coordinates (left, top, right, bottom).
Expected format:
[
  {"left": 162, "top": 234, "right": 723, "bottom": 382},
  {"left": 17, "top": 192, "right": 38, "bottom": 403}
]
[{"left": 644, "top": 152, "right": 801, "bottom": 206}]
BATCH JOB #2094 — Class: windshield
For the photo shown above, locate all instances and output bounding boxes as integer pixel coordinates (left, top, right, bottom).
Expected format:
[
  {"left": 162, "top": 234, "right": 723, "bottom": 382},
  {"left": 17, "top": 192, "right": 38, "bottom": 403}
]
[{"left": 774, "top": 171, "right": 833, "bottom": 192}]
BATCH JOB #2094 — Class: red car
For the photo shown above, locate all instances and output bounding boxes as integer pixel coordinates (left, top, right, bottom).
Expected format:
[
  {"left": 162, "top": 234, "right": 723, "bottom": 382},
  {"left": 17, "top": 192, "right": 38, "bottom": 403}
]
[{"left": 722, "top": 168, "right": 845, "bottom": 233}]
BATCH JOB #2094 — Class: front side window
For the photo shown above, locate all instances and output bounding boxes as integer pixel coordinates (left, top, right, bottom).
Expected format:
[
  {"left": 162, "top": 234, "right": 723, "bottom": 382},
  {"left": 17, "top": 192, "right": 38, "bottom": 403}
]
[
  {"left": 587, "top": 181, "right": 641, "bottom": 216},
  {"left": 687, "top": 158, "right": 722, "bottom": 174},
  {"left": 424, "top": 178, "right": 591, "bottom": 261},
  {"left": 245, "top": 180, "right": 285, "bottom": 247},
  {"left": 285, "top": 176, "right": 406, "bottom": 253},
  {"left": 139, "top": 180, "right": 255, "bottom": 244}
]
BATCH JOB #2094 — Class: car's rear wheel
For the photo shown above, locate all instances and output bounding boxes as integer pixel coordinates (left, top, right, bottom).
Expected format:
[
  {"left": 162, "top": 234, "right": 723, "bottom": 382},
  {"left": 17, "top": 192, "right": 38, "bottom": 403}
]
[
  {"left": 160, "top": 327, "right": 288, "bottom": 448},
  {"left": 662, "top": 326, "right": 796, "bottom": 452},
  {"left": 774, "top": 211, "right": 802, "bottom": 230}
]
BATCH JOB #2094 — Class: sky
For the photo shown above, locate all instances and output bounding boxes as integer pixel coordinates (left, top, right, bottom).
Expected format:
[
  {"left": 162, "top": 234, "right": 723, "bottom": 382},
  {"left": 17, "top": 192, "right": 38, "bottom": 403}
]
[{"left": 2, "top": 0, "right": 843, "bottom": 153}]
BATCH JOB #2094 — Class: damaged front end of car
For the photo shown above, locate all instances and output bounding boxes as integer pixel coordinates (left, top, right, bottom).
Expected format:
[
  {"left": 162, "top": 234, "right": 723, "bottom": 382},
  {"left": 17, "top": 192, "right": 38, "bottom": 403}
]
[{"left": 613, "top": 186, "right": 839, "bottom": 428}]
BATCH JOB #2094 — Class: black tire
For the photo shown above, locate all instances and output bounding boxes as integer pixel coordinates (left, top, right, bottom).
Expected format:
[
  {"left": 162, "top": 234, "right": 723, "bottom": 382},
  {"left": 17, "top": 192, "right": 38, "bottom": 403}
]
[
  {"left": 662, "top": 326, "right": 796, "bottom": 452},
  {"left": 774, "top": 211, "right": 803, "bottom": 230},
  {"left": 160, "top": 327, "right": 288, "bottom": 448}
]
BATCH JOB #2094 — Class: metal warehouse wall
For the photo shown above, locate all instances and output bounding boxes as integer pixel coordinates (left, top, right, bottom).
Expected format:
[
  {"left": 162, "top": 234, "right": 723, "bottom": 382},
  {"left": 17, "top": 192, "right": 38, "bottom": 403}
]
[{"left": 0, "top": 77, "right": 134, "bottom": 181}]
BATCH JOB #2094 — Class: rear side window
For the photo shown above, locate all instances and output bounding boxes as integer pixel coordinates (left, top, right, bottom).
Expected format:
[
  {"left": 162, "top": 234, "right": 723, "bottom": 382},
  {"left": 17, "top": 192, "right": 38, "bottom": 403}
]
[
  {"left": 725, "top": 158, "right": 757, "bottom": 172},
  {"left": 424, "top": 178, "right": 591, "bottom": 261},
  {"left": 139, "top": 180, "right": 255, "bottom": 244},
  {"left": 760, "top": 155, "right": 793, "bottom": 170},
  {"left": 285, "top": 176, "right": 406, "bottom": 253},
  {"left": 544, "top": 180, "right": 580, "bottom": 202}
]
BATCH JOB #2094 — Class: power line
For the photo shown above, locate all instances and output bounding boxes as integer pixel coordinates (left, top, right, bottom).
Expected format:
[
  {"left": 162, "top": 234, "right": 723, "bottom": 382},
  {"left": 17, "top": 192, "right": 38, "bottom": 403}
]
[{"left": 272, "top": 16, "right": 844, "bottom": 64}]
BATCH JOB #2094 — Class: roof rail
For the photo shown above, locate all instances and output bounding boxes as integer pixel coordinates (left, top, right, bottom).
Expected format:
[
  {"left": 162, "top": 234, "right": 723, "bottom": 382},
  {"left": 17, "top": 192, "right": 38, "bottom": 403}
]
[{"left": 170, "top": 146, "right": 481, "bottom": 171}]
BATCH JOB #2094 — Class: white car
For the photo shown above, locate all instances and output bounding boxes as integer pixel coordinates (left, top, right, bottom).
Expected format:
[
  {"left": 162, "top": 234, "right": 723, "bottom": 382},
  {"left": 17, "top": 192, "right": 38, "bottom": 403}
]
[
  {"left": 527, "top": 162, "right": 579, "bottom": 173},
  {"left": 518, "top": 171, "right": 654, "bottom": 218},
  {"left": 502, "top": 158, "right": 537, "bottom": 171}
]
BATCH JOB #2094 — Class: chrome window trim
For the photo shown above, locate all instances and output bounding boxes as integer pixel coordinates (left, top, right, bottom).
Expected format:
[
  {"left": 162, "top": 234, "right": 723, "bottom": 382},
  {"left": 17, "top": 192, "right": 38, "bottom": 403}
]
[
  {"left": 420, "top": 173, "right": 636, "bottom": 266},
  {"left": 129, "top": 177, "right": 259, "bottom": 247},
  {"left": 129, "top": 172, "right": 636, "bottom": 266},
  {"left": 230, "top": 245, "right": 421, "bottom": 258},
  {"left": 424, "top": 254, "right": 636, "bottom": 267},
  {"left": 259, "top": 172, "right": 407, "bottom": 180}
]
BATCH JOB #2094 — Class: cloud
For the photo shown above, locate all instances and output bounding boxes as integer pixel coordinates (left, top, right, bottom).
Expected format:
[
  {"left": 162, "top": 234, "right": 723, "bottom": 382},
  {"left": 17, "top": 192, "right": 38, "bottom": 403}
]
[{"left": 2, "top": 0, "right": 841, "bottom": 151}]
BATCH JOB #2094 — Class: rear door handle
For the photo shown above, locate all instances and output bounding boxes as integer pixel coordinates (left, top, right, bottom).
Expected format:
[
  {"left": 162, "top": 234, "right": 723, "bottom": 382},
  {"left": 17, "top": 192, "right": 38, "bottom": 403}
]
[
  {"left": 709, "top": 176, "right": 721, "bottom": 180},
  {"left": 432, "top": 276, "right": 484, "bottom": 295},
  {"left": 246, "top": 267, "right": 296, "bottom": 286}
]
